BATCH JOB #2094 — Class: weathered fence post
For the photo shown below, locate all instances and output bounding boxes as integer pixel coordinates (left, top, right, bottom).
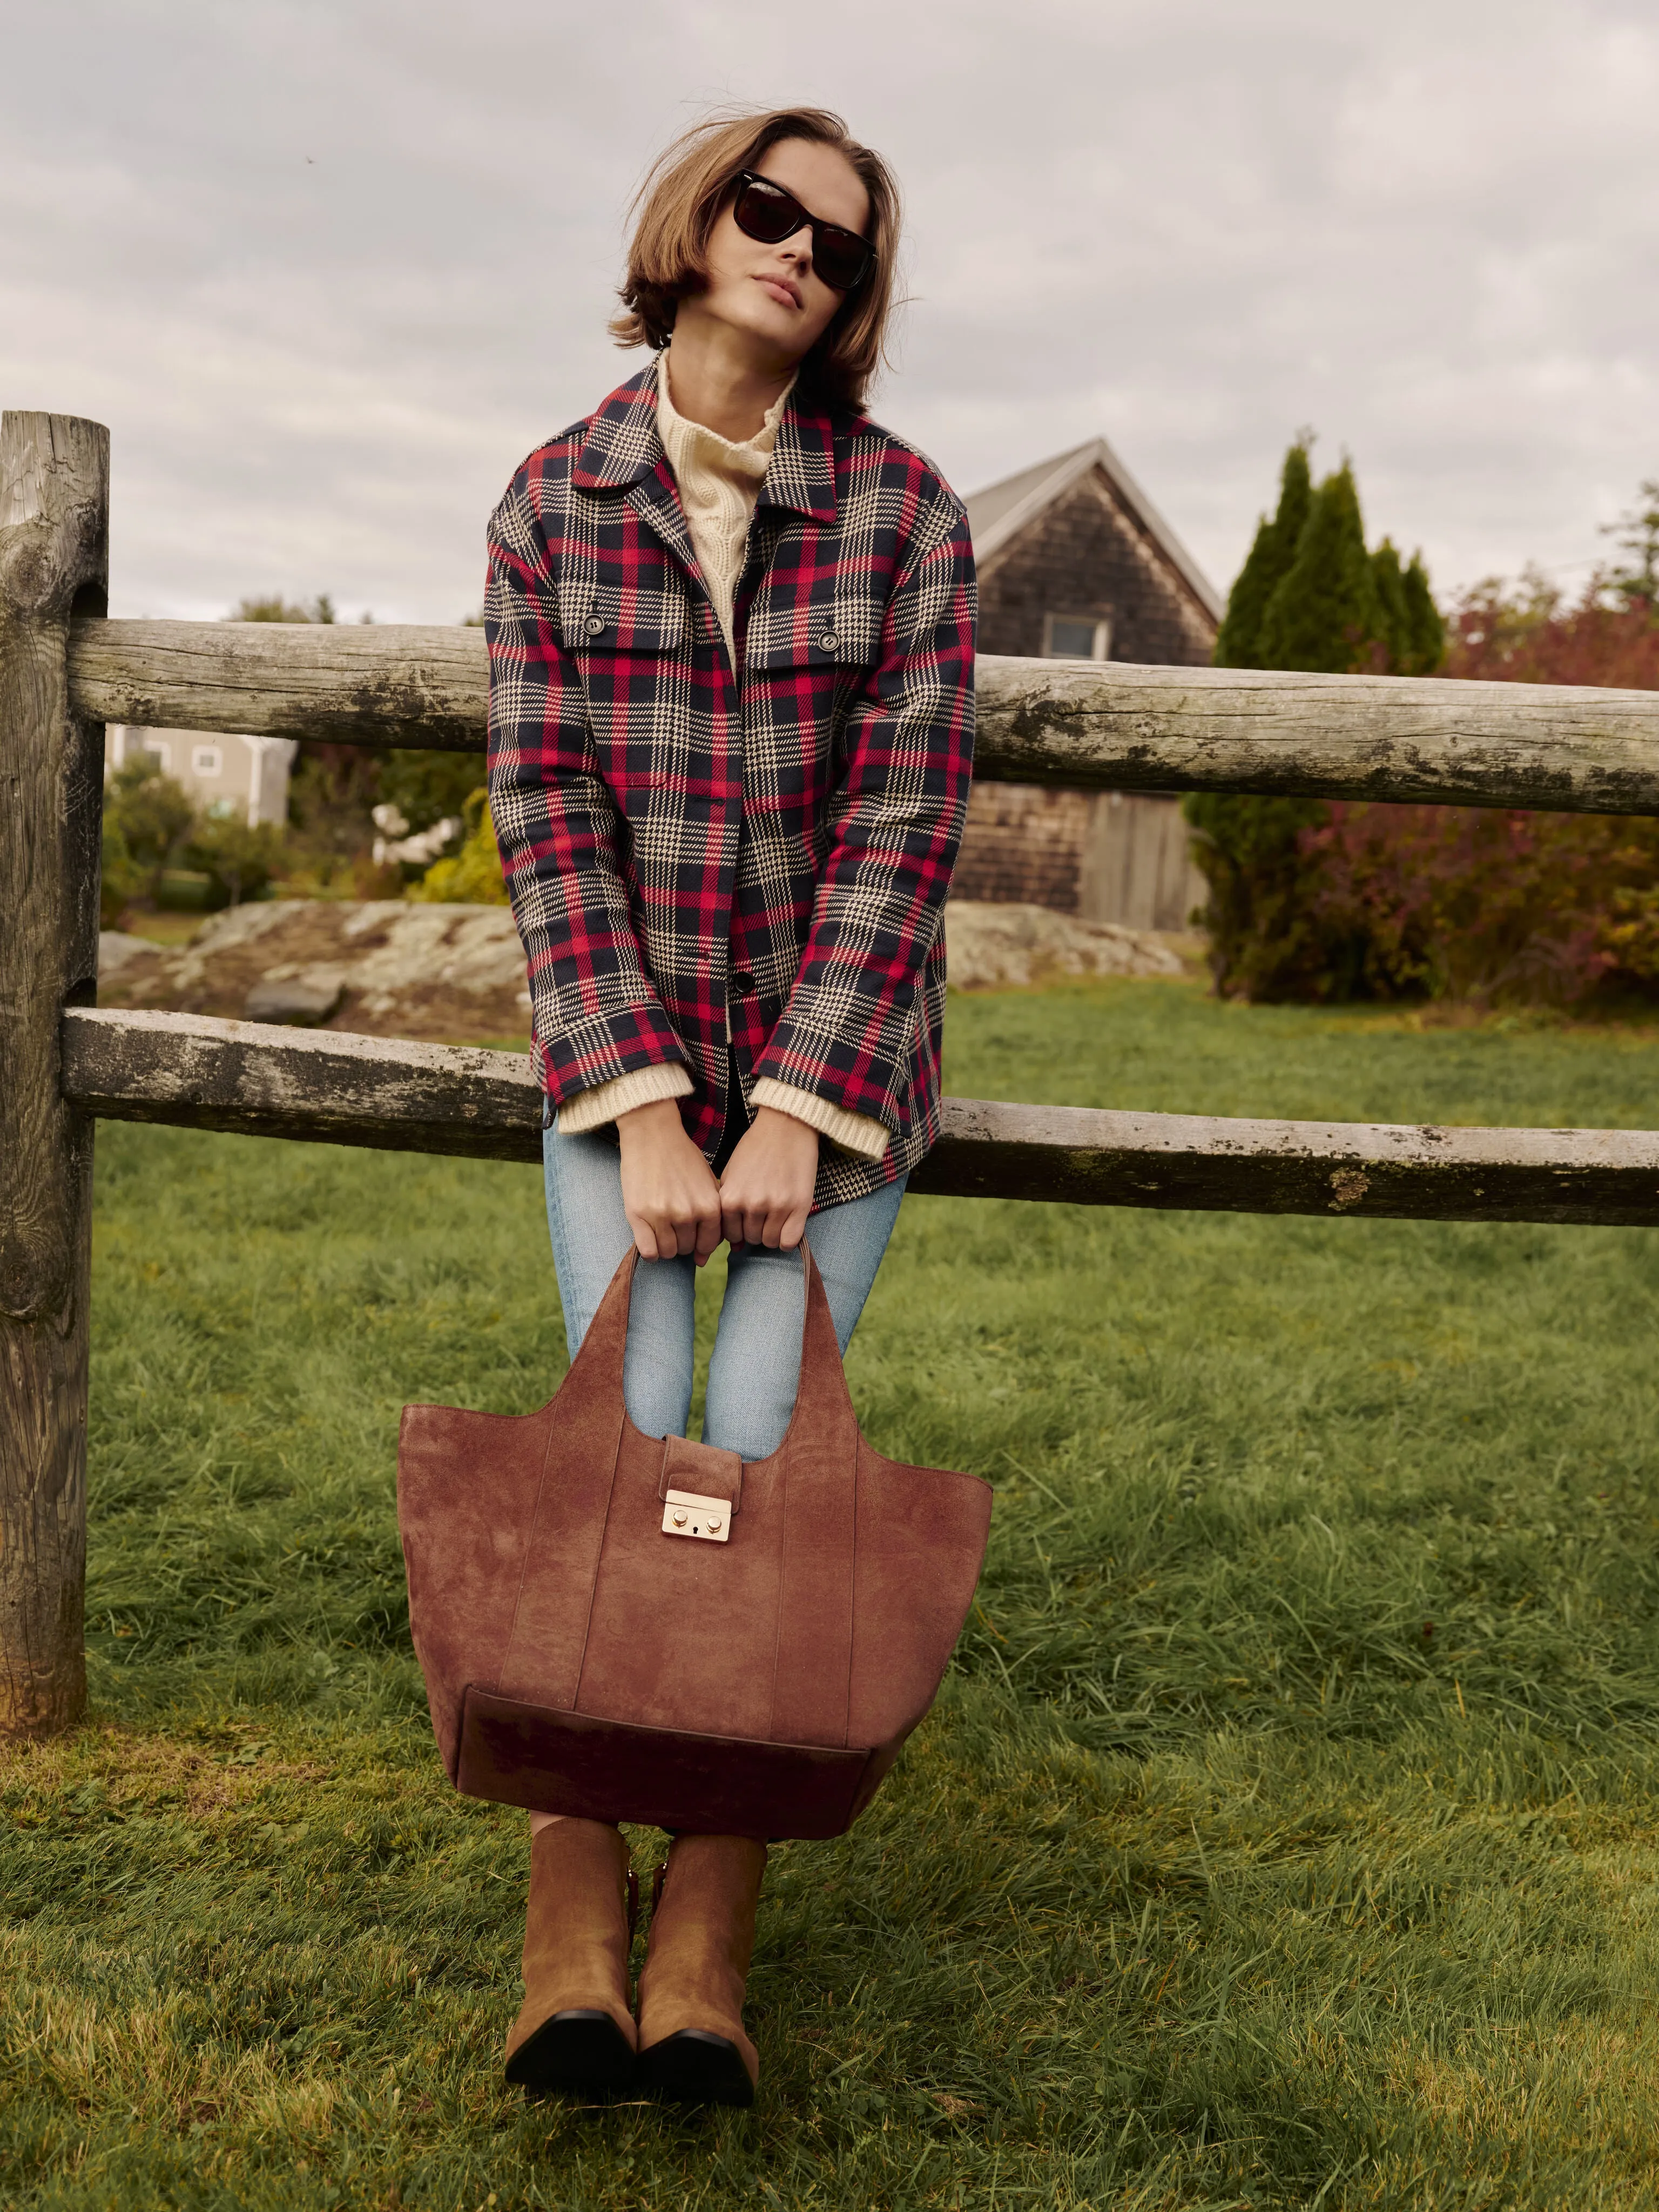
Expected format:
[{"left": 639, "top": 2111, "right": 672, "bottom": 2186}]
[{"left": 0, "top": 413, "right": 109, "bottom": 1739}]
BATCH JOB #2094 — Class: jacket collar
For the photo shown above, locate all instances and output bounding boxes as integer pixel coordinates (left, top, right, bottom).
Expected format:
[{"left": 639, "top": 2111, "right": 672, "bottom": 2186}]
[
  {"left": 757, "top": 386, "right": 838, "bottom": 523},
  {"left": 571, "top": 365, "right": 667, "bottom": 491},
  {"left": 572, "top": 358, "right": 838, "bottom": 524}
]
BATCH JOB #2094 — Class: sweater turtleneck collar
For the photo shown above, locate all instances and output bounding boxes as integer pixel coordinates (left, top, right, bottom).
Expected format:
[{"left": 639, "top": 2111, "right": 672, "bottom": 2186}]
[
  {"left": 656, "top": 354, "right": 796, "bottom": 481},
  {"left": 654, "top": 355, "right": 798, "bottom": 658}
]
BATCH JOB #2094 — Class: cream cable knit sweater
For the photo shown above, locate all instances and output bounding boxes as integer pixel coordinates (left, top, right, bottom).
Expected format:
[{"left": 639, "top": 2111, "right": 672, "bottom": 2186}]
[
  {"left": 657, "top": 352, "right": 787, "bottom": 659},
  {"left": 554, "top": 357, "right": 889, "bottom": 1164}
]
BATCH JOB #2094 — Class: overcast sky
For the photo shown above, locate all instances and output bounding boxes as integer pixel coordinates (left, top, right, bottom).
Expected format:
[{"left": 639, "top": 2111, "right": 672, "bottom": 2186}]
[{"left": 4, "top": 0, "right": 1655, "bottom": 624}]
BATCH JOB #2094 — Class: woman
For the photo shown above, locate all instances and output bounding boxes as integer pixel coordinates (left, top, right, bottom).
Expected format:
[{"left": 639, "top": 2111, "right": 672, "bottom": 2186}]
[{"left": 485, "top": 104, "right": 976, "bottom": 2106}]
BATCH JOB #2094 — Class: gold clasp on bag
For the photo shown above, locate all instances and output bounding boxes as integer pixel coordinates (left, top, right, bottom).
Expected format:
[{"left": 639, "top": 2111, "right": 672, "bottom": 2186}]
[{"left": 661, "top": 1488, "right": 732, "bottom": 1543}]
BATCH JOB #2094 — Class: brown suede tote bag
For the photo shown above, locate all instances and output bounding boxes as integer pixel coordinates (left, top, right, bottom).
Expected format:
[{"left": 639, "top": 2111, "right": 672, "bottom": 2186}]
[{"left": 396, "top": 1245, "right": 992, "bottom": 1840}]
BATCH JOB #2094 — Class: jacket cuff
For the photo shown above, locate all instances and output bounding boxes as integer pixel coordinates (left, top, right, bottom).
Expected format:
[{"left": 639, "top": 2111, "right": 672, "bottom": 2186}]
[
  {"left": 536, "top": 1001, "right": 691, "bottom": 1104},
  {"left": 556, "top": 1062, "right": 693, "bottom": 1134},
  {"left": 751, "top": 1077, "right": 891, "bottom": 1161}
]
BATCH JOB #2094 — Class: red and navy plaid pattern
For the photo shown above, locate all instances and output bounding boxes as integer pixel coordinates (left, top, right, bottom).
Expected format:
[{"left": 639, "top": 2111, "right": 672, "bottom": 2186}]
[{"left": 485, "top": 363, "right": 976, "bottom": 1211}]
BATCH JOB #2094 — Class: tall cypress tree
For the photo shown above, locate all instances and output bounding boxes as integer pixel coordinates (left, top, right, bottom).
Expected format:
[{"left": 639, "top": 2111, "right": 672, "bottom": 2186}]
[
  {"left": 1190, "top": 445, "right": 1443, "bottom": 999},
  {"left": 1399, "top": 554, "right": 1446, "bottom": 675},
  {"left": 1192, "top": 435, "right": 1324, "bottom": 997},
  {"left": 1258, "top": 462, "right": 1381, "bottom": 674},
  {"left": 1371, "top": 539, "right": 1411, "bottom": 672},
  {"left": 1213, "top": 437, "right": 1312, "bottom": 669}
]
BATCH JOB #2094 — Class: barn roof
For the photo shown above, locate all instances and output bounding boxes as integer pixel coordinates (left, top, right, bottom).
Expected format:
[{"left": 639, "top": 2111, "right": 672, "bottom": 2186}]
[{"left": 963, "top": 437, "right": 1223, "bottom": 625}]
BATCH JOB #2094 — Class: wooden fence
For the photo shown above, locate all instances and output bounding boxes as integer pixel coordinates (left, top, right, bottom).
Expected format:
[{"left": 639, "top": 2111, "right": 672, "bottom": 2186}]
[{"left": 8, "top": 407, "right": 1659, "bottom": 1742}]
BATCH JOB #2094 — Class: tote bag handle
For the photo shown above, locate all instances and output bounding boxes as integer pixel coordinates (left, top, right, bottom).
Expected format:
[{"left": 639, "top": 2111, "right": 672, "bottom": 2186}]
[{"left": 562, "top": 1238, "right": 861, "bottom": 1462}]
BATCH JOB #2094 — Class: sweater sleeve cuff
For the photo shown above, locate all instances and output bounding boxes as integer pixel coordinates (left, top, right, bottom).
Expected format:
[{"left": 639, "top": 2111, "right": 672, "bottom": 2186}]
[
  {"left": 556, "top": 1061, "right": 693, "bottom": 1134},
  {"left": 751, "top": 1077, "right": 891, "bottom": 1161}
]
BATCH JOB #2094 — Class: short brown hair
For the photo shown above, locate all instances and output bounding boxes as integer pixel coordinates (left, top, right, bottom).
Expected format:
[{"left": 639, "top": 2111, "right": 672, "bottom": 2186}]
[{"left": 610, "top": 106, "right": 901, "bottom": 414}]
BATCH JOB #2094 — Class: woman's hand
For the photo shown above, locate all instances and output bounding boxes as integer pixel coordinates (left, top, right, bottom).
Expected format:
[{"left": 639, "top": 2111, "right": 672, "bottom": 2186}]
[
  {"left": 718, "top": 1107, "right": 820, "bottom": 1250},
  {"left": 616, "top": 1098, "right": 725, "bottom": 1264}
]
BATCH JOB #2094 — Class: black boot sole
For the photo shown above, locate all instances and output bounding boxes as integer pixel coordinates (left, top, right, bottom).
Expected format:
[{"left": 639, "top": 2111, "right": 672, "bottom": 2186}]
[
  {"left": 635, "top": 2028, "right": 755, "bottom": 2107},
  {"left": 505, "top": 2008, "right": 636, "bottom": 2097}
]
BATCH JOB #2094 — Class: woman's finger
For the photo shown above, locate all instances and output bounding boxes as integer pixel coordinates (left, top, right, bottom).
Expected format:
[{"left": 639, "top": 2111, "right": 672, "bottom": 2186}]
[
  {"left": 778, "top": 1202, "right": 810, "bottom": 1251},
  {"left": 680, "top": 1208, "right": 711, "bottom": 1257}
]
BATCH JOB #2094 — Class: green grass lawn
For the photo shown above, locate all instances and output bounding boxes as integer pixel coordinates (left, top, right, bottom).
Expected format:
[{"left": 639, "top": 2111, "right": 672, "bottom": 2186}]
[{"left": 9, "top": 979, "right": 1659, "bottom": 2209}]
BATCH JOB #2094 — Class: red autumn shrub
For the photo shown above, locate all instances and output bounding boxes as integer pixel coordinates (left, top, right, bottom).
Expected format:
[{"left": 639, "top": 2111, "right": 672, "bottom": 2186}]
[
  {"left": 1445, "top": 571, "right": 1659, "bottom": 689},
  {"left": 1297, "top": 802, "right": 1659, "bottom": 1007},
  {"left": 1204, "top": 570, "right": 1659, "bottom": 1007}
]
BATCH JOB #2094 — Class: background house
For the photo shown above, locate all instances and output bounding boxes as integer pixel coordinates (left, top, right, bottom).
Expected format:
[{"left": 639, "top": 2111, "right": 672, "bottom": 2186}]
[
  {"left": 955, "top": 438, "right": 1221, "bottom": 932},
  {"left": 105, "top": 724, "right": 296, "bottom": 827}
]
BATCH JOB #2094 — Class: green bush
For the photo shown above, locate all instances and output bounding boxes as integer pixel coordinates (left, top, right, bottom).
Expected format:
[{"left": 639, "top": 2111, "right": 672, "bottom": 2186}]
[
  {"left": 100, "top": 755, "right": 285, "bottom": 926},
  {"left": 184, "top": 810, "right": 287, "bottom": 908},
  {"left": 100, "top": 758, "right": 197, "bottom": 923},
  {"left": 98, "top": 819, "right": 147, "bottom": 927}
]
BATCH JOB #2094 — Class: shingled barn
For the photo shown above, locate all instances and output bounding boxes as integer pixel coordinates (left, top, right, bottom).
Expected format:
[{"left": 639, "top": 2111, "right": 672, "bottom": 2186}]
[{"left": 955, "top": 439, "right": 1222, "bottom": 931}]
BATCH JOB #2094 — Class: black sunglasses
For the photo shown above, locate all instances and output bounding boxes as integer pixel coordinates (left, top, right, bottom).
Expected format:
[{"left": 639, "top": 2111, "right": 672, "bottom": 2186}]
[{"left": 730, "top": 170, "right": 876, "bottom": 294}]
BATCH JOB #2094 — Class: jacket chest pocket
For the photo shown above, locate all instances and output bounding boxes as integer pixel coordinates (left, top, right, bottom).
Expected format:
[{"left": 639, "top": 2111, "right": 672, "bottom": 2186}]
[
  {"left": 745, "top": 589, "right": 884, "bottom": 675},
  {"left": 558, "top": 575, "right": 687, "bottom": 656}
]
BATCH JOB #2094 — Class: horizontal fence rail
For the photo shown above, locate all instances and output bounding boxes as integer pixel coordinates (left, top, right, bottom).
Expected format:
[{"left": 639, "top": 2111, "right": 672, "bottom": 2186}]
[
  {"left": 64, "top": 1009, "right": 1659, "bottom": 1228},
  {"left": 68, "top": 616, "right": 1659, "bottom": 812}
]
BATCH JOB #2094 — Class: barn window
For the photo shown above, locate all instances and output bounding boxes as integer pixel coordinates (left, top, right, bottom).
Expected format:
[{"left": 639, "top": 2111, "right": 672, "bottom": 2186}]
[
  {"left": 1043, "top": 613, "right": 1111, "bottom": 660},
  {"left": 192, "top": 745, "right": 223, "bottom": 778}
]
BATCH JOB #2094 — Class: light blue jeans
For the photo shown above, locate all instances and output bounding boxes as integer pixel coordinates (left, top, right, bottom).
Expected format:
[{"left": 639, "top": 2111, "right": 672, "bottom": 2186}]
[{"left": 543, "top": 1121, "right": 906, "bottom": 1461}]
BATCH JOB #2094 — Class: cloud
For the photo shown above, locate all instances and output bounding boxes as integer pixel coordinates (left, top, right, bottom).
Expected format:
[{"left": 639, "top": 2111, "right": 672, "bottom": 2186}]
[{"left": 2, "top": 0, "right": 1654, "bottom": 618}]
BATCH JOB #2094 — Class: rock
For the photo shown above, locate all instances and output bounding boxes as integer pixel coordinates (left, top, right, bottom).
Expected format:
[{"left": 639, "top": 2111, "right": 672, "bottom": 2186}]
[
  {"left": 944, "top": 901, "right": 1186, "bottom": 990},
  {"left": 244, "top": 971, "right": 346, "bottom": 1026},
  {"left": 95, "top": 894, "right": 1191, "bottom": 1043},
  {"left": 333, "top": 902, "right": 528, "bottom": 1014},
  {"left": 97, "top": 898, "right": 534, "bottom": 1043},
  {"left": 98, "top": 930, "right": 162, "bottom": 978}
]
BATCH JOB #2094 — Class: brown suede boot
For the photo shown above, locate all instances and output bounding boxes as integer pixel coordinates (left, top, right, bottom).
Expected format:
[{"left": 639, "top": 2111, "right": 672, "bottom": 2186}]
[
  {"left": 504, "top": 1818, "right": 638, "bottom": 2095},
  {"left": 635, "top": 1833, "right": 768, "bottom": 2107}
]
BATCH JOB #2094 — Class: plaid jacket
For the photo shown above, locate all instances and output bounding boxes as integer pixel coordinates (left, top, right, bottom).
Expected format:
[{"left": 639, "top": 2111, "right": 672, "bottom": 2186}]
[{"left": 485, "top": 364, "right": 976, "bottom": 1211}]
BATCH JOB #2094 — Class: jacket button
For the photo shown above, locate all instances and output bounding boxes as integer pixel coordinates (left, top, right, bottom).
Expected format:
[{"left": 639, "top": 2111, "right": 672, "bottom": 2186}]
[
  {"left": 819, "top": 631, "right": 839, "bottom": 652},
  {"left": 733, "top": 969, "right": 756, "bottom": 993},
  {"left": 585, "top": 615, "right": 605, "bottom": 636}
]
